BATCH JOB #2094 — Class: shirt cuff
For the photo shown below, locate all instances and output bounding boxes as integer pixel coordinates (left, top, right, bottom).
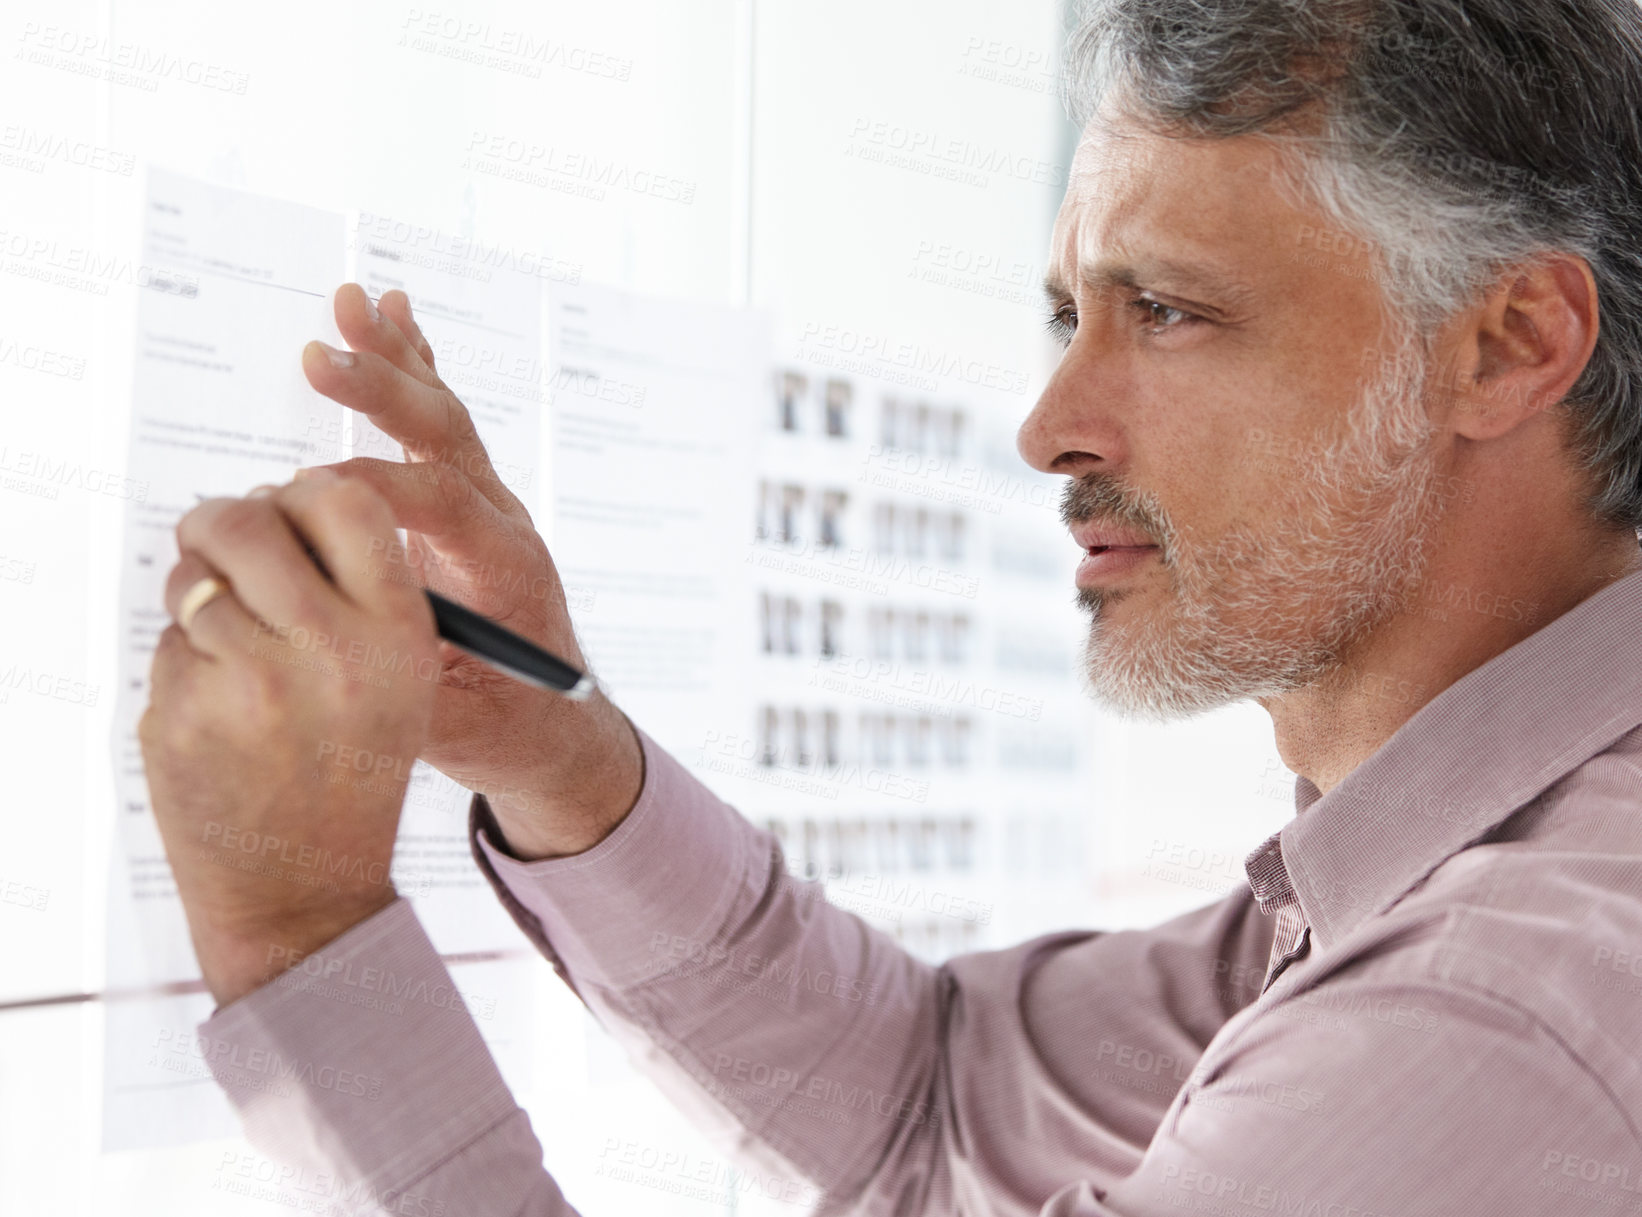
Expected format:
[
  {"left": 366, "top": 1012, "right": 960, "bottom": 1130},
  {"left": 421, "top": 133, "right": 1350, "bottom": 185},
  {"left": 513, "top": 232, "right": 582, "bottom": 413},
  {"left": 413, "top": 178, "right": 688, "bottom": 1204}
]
[
  {"left": 196, "top": 898, "right": 523, "bottom": 1197},
  {"left": 471, "top": 725, "right": 773, "bottom": 991}
]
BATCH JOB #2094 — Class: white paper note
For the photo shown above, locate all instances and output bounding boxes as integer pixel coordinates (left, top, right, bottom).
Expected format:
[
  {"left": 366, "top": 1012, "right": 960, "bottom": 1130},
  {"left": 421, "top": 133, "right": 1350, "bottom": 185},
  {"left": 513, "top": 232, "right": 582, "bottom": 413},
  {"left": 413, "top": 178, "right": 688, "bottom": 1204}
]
[{"left": 545, "top": 281, "right": 765, "bottom": 755}]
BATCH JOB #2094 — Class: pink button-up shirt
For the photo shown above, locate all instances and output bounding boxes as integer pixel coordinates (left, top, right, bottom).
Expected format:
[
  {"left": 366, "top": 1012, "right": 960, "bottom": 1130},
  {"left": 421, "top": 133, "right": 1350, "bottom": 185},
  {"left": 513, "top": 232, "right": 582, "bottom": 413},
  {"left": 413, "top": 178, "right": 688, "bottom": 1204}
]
[{"left": 199, "top": 568, "right": 1642, "bottom": 1215}]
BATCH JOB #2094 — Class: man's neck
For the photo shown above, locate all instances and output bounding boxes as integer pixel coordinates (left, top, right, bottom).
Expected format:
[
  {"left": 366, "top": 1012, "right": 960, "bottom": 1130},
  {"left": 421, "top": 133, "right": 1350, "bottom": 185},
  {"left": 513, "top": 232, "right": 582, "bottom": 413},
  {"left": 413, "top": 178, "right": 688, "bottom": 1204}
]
[{"left": 1264, "top": 522, "right": 1642, "bottom": 797}]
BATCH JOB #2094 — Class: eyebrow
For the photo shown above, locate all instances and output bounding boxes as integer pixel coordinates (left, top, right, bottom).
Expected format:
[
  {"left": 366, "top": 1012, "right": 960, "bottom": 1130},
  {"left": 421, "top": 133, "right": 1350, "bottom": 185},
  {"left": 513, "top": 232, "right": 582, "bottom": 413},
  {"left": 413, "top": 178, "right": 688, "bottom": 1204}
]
[{"left": 1043, "top": 257, "right": 1257, "bottom": 317}]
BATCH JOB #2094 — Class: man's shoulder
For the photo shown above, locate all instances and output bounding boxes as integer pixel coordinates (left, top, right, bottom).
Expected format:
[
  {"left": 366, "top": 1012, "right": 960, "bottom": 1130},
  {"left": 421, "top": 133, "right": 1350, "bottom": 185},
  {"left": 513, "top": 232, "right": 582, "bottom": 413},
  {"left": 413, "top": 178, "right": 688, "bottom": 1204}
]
[
  {"left": 1337, "top": 777, "right": 1642, "bottom": 1107},
  {"left": 1389, "top": 727, "right": 1642, "bottom": 950},
  {"left": 1394, "top": 836, "right": 1642, "bottom": 1012},
  {"left": 1412, "top": 732, "right": 1642, "bottom": 939}
]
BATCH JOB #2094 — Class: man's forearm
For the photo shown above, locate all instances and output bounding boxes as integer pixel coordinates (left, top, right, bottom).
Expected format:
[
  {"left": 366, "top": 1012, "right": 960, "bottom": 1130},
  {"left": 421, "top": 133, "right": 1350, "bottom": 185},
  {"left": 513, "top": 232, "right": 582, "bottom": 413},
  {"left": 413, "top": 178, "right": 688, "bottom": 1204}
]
[{"left": 467, "top": 725, "right": 956, "bottom": 1209}]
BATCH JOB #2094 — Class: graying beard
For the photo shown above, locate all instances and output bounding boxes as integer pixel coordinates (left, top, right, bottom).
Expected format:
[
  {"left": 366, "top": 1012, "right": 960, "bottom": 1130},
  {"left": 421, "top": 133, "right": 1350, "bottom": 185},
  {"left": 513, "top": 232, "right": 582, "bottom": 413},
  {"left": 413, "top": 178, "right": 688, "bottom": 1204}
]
[{"left": 1074, "top": 329, "right": 1441, "bottom": 720}]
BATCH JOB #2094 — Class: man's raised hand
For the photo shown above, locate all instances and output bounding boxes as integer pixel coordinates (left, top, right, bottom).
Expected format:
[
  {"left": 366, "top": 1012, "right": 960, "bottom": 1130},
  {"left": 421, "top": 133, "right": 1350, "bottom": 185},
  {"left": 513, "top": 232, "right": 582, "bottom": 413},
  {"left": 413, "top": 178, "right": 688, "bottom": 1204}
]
[{"left": 299, "top": 283, "right": 642, "bottom": 859}]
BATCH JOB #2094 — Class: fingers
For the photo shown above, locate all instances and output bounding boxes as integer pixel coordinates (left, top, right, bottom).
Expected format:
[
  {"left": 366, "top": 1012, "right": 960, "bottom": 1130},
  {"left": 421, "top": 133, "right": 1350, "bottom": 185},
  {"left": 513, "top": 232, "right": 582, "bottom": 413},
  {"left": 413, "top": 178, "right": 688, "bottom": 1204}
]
[
  {"left": 299, "top": 342, "right": 521, "bottom": 515},
  {"left": 176, "top": 496, "right": 341, "bottom": 630},
  {"left": 377, "top": 289, "right": 438, "bottom": 375},
  {"left": 295, "top": 456, "right": 507, "bottom": 547},
  {"left": 271, "top": 469, "right": 433, "bottom": 619},
  {"left": 303, "top": 282, "right": 518, "bottom": 515},
  {"left": 332, "top": 282, "right": 442, "bottom": 390},
  {"left": 301, "top": 342, "right": 457, "bottom": 452},
  {"left": 162, "top": 551, "right": 261, "bottom": 659}
]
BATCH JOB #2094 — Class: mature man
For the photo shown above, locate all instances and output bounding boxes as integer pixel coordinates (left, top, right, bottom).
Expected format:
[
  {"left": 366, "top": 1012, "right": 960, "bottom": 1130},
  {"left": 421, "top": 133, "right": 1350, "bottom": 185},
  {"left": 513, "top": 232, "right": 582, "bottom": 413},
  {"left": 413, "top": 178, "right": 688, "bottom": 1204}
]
[{"left": 141, "top": 0, "right": 1642, "bottom": 1213}]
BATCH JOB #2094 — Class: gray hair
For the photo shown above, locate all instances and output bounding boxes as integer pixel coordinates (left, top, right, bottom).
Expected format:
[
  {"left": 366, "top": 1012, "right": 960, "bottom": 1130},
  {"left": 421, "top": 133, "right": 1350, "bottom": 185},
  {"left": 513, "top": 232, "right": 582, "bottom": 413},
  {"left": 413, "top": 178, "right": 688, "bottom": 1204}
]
[{"left": 1063, "top": 0, "right": 1642, "bottom": 530}]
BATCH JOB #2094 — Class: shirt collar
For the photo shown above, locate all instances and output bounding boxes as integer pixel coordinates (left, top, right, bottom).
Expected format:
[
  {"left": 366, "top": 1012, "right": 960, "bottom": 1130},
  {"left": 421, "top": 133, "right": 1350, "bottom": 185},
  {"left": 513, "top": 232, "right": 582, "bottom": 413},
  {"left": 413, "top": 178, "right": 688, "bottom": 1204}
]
[
  {"left": 1270, "top": 565, "right": 1642, "bottom": 950},
  {"left": 1244, "top": 833, "right": 1300, "bottom": 914}
]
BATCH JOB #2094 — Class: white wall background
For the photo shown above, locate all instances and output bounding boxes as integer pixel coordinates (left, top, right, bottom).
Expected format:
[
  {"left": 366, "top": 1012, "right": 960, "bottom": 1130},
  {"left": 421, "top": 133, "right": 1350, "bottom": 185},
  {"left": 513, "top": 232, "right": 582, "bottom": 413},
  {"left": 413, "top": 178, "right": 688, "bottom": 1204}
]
[{"left": 0, "top": 1, "right": 1292, "bottom": 1212}]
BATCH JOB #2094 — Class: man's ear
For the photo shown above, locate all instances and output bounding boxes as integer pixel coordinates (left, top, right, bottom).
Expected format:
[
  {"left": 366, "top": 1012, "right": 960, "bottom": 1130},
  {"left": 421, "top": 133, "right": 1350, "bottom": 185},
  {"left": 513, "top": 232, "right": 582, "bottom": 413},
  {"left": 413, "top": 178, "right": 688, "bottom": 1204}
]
[{"left": 1449, "top": 253, "right": 1600, "bottom": 440}]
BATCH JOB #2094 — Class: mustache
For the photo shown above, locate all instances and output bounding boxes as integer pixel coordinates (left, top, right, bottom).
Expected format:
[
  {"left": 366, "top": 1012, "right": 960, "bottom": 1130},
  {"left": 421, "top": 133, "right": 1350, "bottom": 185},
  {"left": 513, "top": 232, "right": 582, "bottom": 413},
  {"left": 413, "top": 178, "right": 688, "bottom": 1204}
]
[{"left": 1059, "top": 473, "right": 1170, "bottom": 544}]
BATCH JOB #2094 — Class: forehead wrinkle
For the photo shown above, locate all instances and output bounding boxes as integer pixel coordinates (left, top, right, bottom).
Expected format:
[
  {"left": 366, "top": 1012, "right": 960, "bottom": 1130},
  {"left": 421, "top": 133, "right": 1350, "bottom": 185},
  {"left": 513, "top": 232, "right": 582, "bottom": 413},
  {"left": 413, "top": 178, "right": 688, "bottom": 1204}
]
[
  {"left": 1081, "top": 254, "right": 1259, "bottom": 310},
  {"left": 1044, "top": 238, "right": 1260, "bottom": 313},
  {"left": 1046, "top": 147, "right": 1175, "bottom": 300}
]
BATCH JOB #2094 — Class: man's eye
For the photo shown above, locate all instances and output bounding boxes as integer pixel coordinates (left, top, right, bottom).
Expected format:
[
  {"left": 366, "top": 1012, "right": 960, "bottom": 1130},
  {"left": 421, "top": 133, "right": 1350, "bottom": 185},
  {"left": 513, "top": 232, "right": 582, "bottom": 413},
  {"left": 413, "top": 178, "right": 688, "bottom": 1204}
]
[
  {"left": 1044, "top": 306, "right": 1077, "bottom": 346},
  {"left": 1131, "top": 299, "right": 1194, "bottom": 330}
]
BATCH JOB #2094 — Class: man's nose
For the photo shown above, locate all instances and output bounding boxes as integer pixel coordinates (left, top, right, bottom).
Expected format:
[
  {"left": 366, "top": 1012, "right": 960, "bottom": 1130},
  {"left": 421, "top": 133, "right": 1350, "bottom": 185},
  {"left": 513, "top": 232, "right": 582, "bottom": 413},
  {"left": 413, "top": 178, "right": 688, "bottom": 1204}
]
[{"left": 1016, "top": 339, "right": 1125, "bottom": 477}]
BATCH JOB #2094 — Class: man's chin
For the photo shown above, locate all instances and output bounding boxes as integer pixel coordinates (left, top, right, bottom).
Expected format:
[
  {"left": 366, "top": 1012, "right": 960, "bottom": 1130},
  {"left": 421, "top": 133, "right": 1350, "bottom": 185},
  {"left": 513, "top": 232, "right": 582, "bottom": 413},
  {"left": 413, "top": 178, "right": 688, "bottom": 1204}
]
[
  {"left": 1076, "top": 614, "right": 1194, "bottom": 722},
  {"left": 1078, "top": 663, "right": 1243, "bottom": 723},
  {"left": 1076, "top": 610, "right": 1304, "bottom": 723}
]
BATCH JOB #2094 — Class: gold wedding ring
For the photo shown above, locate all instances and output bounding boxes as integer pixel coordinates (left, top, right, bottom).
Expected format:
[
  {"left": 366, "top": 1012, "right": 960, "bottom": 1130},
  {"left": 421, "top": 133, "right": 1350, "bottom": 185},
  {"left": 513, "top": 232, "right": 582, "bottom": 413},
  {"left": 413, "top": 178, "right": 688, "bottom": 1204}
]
[{"left": 177, "top": 575, "right": 231, "bottom": 631}]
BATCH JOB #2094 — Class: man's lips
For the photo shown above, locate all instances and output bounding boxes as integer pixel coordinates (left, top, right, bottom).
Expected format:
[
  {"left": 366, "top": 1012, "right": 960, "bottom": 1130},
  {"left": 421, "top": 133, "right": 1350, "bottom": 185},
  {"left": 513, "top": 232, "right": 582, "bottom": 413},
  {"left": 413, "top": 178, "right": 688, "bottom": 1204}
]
[
  {"left": 1070, "top": 522, "right": 1158, "bottom": 586},
  {"left": 1070, "top": 522, "right": 1157, "bottom": 552}
]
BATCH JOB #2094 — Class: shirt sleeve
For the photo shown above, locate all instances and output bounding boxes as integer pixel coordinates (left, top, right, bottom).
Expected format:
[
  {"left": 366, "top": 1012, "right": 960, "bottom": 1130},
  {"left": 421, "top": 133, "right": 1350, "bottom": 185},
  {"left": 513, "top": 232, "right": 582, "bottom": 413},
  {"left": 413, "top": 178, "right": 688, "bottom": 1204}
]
[
  {"left": 194, "top": 723, "right": 1275, "bottom": 1217},
  {"left": 197, "top": 899, "right": 581, "bottom": 1216},
  {"left": 1035, "top": 975, "right": 1641, "bottom": 1216},
  {"left": 468, "top": 725, "right": 1277, "bottom": 1216}
]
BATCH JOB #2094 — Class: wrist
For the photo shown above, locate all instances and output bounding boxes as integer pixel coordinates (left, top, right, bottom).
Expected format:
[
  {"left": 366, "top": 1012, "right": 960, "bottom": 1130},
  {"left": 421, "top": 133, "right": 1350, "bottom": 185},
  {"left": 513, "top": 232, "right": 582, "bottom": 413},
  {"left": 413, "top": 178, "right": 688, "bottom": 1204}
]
[
  {"left": 484, "top": 691, "right": 645, "bottom": 860},
  {"left": 189, "top": 889, "right": 399, "bottom": 1007}
]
